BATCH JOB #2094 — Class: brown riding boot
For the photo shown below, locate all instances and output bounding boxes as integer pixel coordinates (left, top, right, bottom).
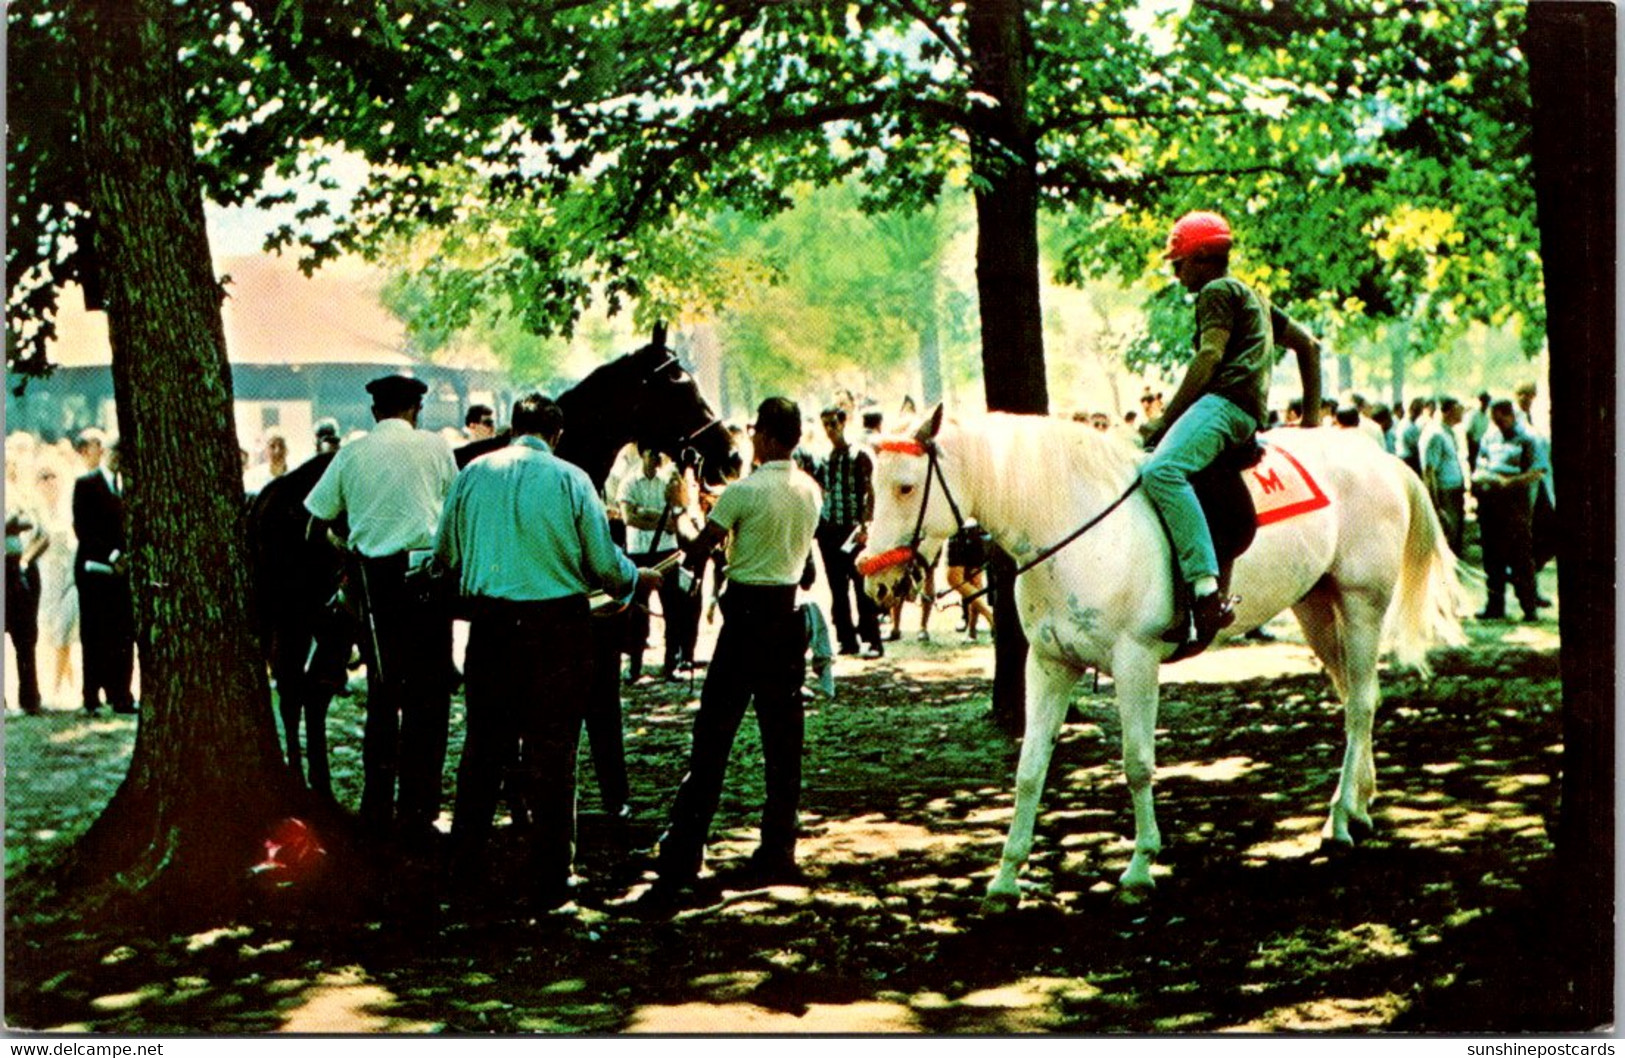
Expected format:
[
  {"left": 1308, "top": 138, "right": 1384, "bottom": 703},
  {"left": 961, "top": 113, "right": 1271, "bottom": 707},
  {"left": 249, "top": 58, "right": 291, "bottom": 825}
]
[{"left": 1192, "top": 592, "right": 1236, "bottom": 643}]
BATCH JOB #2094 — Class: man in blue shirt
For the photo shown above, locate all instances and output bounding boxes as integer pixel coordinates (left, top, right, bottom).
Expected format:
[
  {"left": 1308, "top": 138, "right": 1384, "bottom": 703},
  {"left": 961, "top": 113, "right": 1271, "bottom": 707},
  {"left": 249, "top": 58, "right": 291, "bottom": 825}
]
[
  {"left": 435, "top": 393, "right": 662, "bottom": 911},
  {"left": 1421, "top": 396, "right": 1467, "bottom": 555},
  {"left": 1472, "top": 399, "right": 1543, "bottom": 622}
]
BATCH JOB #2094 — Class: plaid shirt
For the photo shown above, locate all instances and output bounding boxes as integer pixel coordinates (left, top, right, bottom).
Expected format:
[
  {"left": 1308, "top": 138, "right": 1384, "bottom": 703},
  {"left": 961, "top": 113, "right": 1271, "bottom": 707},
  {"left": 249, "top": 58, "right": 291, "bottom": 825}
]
[{"left": 818, "top": 443, "right": 873, "bottom": 529}]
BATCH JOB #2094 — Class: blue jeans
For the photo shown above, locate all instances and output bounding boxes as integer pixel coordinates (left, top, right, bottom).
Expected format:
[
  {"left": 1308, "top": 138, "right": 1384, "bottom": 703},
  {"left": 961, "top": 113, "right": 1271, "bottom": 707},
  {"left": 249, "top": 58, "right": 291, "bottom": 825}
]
[{"left": 1141, "top": 393, "right": 1258, "bottom": 585}]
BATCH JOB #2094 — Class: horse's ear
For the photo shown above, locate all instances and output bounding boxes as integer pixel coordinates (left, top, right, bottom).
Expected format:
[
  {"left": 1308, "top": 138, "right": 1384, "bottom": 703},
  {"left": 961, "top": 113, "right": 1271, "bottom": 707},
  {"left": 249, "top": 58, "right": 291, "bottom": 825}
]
[{"left": 915, "top": 404, "right": 945, "bottom": 443}]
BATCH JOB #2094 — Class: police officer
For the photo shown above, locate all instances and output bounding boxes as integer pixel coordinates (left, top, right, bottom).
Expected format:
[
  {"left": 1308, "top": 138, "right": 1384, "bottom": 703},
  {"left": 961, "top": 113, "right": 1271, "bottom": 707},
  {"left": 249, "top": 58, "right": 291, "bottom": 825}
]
[{"left": 305, "top": 375, "right": 458, "bottom": 842}]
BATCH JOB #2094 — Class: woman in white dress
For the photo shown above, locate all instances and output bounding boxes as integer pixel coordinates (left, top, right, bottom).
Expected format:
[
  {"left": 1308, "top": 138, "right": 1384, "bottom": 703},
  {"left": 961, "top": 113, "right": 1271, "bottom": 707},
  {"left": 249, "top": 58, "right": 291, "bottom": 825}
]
[{"left": 31, "top": 456, "right": 79, "bottom": 707}]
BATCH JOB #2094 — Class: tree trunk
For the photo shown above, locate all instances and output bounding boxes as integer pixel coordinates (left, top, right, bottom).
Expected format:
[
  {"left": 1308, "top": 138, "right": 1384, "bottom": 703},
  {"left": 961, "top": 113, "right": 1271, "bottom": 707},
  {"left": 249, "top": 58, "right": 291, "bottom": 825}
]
[
  {"left": 966, "top": 0, "right": 1046, "bottom": 732},
  {"left": 1526, "top": 2, "right": 1615, "bottom": 1028},
  {"left": 63, "top": 0, "right": 307, "bottom": 928}
]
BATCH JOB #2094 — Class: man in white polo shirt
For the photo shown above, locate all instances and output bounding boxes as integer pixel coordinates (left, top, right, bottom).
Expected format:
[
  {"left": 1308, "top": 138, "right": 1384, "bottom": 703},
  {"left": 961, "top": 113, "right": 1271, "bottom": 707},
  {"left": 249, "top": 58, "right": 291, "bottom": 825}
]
[
  {"left": 305, "top": 374, "right": 458, "bottom": 843},
  {"left": 638, "top": 397, "right": 822, "bottom": 910}
]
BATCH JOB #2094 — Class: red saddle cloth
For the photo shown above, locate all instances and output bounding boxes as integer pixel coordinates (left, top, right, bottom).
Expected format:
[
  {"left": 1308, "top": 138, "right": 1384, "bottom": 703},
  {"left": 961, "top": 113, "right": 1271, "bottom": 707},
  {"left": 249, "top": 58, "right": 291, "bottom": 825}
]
[{"left": 1164, "top": 438, "right": 1332, "bottom": 661}]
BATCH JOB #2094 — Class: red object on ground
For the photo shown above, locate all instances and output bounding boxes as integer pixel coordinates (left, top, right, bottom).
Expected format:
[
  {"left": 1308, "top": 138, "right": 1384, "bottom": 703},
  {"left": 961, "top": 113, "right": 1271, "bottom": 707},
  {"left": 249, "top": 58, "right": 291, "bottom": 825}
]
[{"left": 251, "top": 817, "right": 327, "bottom": 880}]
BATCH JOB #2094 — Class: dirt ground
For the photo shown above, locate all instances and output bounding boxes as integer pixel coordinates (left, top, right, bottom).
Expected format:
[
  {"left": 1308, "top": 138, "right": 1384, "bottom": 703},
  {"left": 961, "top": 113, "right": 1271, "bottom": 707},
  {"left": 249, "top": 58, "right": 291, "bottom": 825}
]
[{"left": 2, "top": 588, "right": 1582, "bottom": 1034}]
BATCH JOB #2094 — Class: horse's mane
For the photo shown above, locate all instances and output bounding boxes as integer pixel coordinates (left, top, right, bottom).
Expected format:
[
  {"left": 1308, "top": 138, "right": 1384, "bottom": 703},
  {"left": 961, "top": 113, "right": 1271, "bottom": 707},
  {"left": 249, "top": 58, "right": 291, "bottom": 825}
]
[{"left": 950, "top": 412, "right": 1145, "bottom": 496}]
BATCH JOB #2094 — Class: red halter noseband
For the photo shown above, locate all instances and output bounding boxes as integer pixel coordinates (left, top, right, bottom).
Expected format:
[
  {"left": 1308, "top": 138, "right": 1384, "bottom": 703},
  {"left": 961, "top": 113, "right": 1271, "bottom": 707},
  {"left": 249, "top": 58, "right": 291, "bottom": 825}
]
[{"left": 856, "top": 436, "right": 967, "bottom": 579}]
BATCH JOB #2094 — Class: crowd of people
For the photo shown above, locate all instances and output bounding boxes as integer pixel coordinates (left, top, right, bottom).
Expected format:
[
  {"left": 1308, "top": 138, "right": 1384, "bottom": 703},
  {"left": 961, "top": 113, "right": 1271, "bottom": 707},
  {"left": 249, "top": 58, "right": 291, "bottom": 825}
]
[{"left": 2, "top": 213, "right": 1556, "bottom": 918}]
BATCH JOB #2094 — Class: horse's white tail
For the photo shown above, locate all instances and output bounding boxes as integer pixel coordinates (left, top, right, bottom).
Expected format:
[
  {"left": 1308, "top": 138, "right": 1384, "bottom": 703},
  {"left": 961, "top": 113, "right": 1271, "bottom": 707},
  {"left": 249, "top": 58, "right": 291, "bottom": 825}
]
[{"left": 1385, "top": 470, "right": 1471, "bottom": 674}]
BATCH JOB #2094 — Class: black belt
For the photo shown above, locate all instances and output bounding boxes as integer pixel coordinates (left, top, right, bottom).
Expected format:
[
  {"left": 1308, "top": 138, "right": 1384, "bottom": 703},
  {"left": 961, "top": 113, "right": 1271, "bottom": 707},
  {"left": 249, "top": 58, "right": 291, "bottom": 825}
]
[
  {"left": 721, "top": 582, "right": 797, "bottom": 613},
  {"left": 467, "top": 594, "right": 588, "bottom": 623}
]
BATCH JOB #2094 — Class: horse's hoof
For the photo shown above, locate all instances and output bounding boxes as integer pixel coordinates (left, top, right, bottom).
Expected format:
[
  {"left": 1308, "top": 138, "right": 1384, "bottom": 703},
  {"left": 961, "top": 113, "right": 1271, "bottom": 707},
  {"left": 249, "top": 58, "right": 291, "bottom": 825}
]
[
  {"left": 1117, "top": 869, "right": 1157, "bottom": 895},
  {"left": 1115, "top": 884, "right": 1152, "bottom": 906},
  {"left": 1318, "top": 833, "right": 1357, "bottom": 856},
  {"left": 981, "top": 888, "right": 1021, "bottom": 914},
  {"left": 1347, "top": 814, "right": 1376, "bottom": 841}
]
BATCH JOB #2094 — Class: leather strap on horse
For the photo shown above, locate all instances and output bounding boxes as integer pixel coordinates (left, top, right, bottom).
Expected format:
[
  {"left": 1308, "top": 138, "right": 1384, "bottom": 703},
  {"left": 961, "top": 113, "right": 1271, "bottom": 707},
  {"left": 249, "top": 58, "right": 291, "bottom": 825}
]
[
  {"left": 951, "top": 477, "right": 1143, "bottom": 609},
  {"left": 863, "top": 435, "right": 1140, "bottom": 605}
]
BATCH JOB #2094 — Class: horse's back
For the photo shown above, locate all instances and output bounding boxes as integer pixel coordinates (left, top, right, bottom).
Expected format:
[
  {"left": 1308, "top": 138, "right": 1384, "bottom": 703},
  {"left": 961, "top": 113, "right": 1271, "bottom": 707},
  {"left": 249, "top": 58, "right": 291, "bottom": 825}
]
[{"left": 1223, "top": 428, "right": 1406, "bottom": 629}]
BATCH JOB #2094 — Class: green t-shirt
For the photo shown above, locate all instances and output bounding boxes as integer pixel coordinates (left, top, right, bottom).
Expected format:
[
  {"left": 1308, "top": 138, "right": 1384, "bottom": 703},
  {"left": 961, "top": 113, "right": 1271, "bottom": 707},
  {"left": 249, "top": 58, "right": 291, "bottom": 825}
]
[{"left": 1193, "top": 276, "right": 1274, "bottom": 425}]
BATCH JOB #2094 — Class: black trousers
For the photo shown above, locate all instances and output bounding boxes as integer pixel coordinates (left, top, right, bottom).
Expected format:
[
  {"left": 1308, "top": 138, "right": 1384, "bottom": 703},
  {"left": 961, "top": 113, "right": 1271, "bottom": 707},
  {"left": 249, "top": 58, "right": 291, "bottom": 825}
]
[
  {"left": 1476, "top": 486, "right": 1538, "bottom": 615},
  {"left": 354, "top": 553, "right": 452, "bottom": 834},
  {"left": 6, "top": 558, "right": 41, "bottom": 712},
  {"left": 76, "top": 571, "right": 134, "bottom": 711},
  {"left": 657, "top": 583, "right": 805, "bottom": 882},
  {"left": 586, "top": 608, "right": 629, "bottom": 812},
  {"left": 1430, "top": 485, "right": 1466, "bottom": 557},
  {"left": 817, "top": 524, "right": 880, "bottom": 651},
  {"left": 624, "top": 549, "right": 693, "bottom": 675},
  {"left": 1531, "top": 488, "right": 1556, "bottom": 574},
  {"left": 453, "top": 594, "right": 593, "bottom": 897}
]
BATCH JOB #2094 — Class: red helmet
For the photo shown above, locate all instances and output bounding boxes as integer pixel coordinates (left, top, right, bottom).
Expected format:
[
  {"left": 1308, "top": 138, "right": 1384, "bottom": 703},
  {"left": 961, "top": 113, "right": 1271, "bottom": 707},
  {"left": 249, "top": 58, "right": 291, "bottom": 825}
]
[{"left": 1164, "top": 211, "right": 1233, "bottom": 261}]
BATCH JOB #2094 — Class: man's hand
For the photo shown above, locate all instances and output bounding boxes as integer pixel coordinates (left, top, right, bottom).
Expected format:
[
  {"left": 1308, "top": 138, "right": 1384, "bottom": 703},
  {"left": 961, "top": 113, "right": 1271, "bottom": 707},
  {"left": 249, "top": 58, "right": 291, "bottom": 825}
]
[{"left": 637, "top": 567, "right": 666, "bottom": 591}]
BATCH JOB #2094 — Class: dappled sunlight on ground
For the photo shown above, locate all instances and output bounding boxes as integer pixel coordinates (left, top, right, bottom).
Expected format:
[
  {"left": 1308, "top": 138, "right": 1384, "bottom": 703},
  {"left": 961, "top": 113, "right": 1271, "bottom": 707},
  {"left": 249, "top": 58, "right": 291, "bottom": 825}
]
[
  {"left": 1224, "top": 993, "right": 1411, "bottom": 1031},
  {"left": 6, "top": 629, "right": 1572, "bottom": 1034},
  {"left": 277, "top": 967, "right": 437, "bottom": 1033},
  {"left": 627, "top": 998, "right": 920, "bottom": 1033}
]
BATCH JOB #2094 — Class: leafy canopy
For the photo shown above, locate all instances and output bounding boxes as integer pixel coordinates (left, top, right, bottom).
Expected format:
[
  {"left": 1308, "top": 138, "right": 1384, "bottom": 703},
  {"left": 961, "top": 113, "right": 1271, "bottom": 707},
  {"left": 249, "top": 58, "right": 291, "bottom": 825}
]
[{"left": 8, "top": 0, "right": 1541, "bottom": 380}]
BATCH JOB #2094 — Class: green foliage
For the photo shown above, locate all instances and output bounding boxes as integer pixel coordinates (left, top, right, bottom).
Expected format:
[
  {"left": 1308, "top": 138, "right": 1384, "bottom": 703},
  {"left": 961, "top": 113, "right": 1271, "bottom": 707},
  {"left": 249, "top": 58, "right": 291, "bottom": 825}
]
[
  {"left": 1052, "top": 1, "right": 1543, "bottom": 368},
  {"left": 8, "top": 0, "right": 1543, "bottom": 390}
]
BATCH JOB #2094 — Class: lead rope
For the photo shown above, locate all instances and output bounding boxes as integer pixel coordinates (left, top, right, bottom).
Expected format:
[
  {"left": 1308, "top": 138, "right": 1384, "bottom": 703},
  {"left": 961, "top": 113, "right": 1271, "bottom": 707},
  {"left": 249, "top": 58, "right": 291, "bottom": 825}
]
[{"left": 944, "top": 476, "right": 1143, "bottom": 609}]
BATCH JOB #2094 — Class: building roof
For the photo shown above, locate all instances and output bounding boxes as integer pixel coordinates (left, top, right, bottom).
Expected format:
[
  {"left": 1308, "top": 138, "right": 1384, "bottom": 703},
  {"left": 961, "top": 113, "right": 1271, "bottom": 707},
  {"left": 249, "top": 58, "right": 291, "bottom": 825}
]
[{"left": 44, "top": 254, "right": 417, "bottom": 369}]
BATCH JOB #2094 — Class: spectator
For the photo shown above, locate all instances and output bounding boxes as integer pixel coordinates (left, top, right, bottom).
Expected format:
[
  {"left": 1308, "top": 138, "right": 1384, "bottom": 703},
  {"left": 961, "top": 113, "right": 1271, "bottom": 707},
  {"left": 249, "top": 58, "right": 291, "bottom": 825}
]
[
  {"left": 1421, "top": 397, "right": 1467, "bottom": 555},
  {"left": 314, "top": 418, "right": 342, "bottom": 455},
  {"left": 1465, "top": 391, "right": 1493, "bottom": 473},
  {"left": 31, "top": 458, "right": 79, "bottom": 707},
  {"left": 464, "top": 404, "right": 496, "bottom": 442},
  {"left": 1370, "top": 404, "right": 1395, "bottom": 452},
  {"left": 1513, "top": 381, "right": 1556, "bottom": 578},
  {"left": 1472, "top": 399, "right": 1542, "bottom": 622},
  {"left": 73, "top": 435, "right": 135, "bottom": 715},
  {"left": 638, "top": 397, "right": 823, "bottom": 911},
  {"left": 816, "top": 406, "right": 883, "bottom": 659},
  {"left": 437, "top": 393, "right": 659, "bottom": 912},
  {"left": 244, "top": 431, "right": 289, "bottom": 496},
  {"left": 6, "top": 483, "right": 47, "bottom": 715}
]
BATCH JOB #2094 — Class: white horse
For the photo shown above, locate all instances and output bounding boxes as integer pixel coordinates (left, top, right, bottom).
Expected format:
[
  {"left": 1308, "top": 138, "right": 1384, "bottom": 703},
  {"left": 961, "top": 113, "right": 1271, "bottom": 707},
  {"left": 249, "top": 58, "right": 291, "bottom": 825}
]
[{"left": 857, "top": 408, "right": 1466, "bottom": 909}]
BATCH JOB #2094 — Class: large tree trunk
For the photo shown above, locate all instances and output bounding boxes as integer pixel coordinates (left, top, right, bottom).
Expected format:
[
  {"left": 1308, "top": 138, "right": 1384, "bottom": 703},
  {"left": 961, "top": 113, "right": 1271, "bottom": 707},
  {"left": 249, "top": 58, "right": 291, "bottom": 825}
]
[
  {"left": 63, "top": 0, "right": 306, "bottom": 928},
  {"left": 966, "top": 0, "right": 1046, "bottom": 732},
  {"left": 1526, "top": 3, "right": 1615, "bottom": 1028}
]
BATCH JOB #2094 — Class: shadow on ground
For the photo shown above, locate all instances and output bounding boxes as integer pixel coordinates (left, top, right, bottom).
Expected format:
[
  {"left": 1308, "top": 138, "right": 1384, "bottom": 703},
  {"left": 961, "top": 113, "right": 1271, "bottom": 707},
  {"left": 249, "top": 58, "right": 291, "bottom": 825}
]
[{"left": 5, "top": 638, "right": 1579, "bottom": 1033}]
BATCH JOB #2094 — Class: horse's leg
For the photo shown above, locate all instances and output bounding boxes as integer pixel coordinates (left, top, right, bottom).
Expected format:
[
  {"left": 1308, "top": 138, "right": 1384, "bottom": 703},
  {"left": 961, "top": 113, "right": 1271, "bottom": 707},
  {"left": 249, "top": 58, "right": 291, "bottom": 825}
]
[
  {"left": 304, "top": 623, "right": 352, "bottom": 803},
  {"left": 1112, "top": 638, "right": 1163, "bottom": 891},
  {"left": 1323, "top": 588, "right": 1386, "bottom": 845},
  {"left": 271, "top": 629, "right": 307, "bottom": 786},
  {"left": 1291, "top": 581, "right": 1349, "bottom": 702},
  {"left": 985, "top": 649, "right": 1079, "bottom": 909},
  {"left": 306, "top": 692, "right": 335, "bottom": 801}
]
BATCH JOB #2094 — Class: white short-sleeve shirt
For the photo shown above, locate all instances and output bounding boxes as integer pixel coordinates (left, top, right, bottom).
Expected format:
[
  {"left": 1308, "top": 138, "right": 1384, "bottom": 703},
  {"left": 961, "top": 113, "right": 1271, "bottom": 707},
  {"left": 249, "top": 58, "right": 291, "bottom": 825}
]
[
  {"left": 707, "top": 460, "right": 822, "bottom": 586},
  {"left": 305, "top": 418, "right": 457, "bottom": 557}
]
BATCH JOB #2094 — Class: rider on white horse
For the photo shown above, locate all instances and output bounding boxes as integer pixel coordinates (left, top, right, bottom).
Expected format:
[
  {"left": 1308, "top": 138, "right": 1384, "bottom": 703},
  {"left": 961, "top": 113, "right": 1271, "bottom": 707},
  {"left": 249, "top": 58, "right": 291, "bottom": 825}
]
[{"left": 1141, "top": 211, "right": 1324, "bottom": 648}]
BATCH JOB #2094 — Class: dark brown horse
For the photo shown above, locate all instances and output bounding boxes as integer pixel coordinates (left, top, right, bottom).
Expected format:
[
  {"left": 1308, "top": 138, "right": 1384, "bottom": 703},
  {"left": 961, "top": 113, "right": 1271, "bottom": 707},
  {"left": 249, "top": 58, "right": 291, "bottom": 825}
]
[{"left": 249, "top": 340, "right": 733, "bottom": 799}]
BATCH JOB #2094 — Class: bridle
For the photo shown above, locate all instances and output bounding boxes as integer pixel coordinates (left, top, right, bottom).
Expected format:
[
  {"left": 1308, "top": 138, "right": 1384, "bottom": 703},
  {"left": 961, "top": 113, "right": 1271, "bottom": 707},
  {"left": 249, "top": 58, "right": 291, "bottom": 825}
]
[
  {"left": 634, "top": 351, "right": 724, "bottom": 473},
  {"left": 855, "top": 438, "right": 968, "bottom": 590},
  {"left": 857, "top": 435, "right": 1144, "bottom": 606}
]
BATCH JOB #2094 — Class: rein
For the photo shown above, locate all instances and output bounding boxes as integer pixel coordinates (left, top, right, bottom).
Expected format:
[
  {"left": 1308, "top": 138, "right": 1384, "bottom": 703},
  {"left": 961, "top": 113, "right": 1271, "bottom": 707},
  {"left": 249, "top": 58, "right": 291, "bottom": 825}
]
[{"left": 859, "top": 436, "right": 1142, "bottom": 606}]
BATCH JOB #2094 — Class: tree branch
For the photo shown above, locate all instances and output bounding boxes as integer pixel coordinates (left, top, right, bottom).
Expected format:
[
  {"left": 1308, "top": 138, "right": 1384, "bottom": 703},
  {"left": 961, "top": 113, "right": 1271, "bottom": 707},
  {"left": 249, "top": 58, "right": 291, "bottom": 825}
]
[
  {"left": 1037, "top": 161, "right": 1296, "bottom": 198},
  {"left": 1037, "top": 105, "right": 1254, "bottom": 137},
  {"left": 1193, "top": 0, "right": 1388, "bottom": 34},
  {"left": 875, "top": 0, "right": 969, "bottom": 69}
]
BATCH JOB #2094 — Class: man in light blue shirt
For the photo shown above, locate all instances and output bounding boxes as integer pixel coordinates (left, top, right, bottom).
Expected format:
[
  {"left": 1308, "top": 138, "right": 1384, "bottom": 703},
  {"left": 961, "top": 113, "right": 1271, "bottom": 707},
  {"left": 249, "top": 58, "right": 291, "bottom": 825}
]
[
  {"left": 1421, "top": 397, "right": 1467, "bottom": 554},
  {"left": 436, "top": 393, "right": 660, "bottom": 912}
]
